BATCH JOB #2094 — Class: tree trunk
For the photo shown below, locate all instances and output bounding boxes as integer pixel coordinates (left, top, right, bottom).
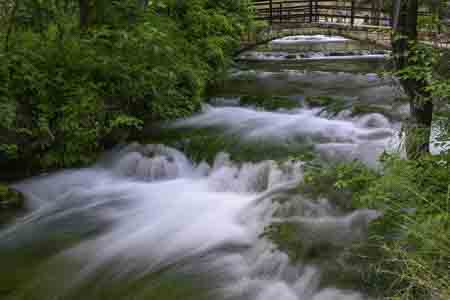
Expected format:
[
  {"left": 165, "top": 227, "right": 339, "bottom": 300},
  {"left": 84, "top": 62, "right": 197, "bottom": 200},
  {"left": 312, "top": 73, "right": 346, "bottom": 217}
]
[
  {"left": 371, "top": 0, "right": 376, "bottom": 25},
  {"left": 392, "top": 0, "right": 433, "bottom": 159},
  {"left": 79, "top": 0, "right": 90, "bottom": 30},
  {"left": 139, "top": 0, "right": 149, "bottom": 10}
]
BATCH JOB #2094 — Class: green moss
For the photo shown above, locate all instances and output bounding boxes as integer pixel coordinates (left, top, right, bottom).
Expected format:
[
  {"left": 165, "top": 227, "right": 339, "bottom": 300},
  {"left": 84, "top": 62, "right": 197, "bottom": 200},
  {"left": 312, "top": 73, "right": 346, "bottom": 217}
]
[
  {"left": 240, "top": 95, "right": 300, "bottom": 110},
  {"left": 305, "top": 97, "right": 396, "bottom": 119},
  {"left": 304, "top": 95, "right": 336, "bottom": 107},
  {"left": 264, "top": 222, "right": 304, "bottom": 261},
  {"left": 350, "top": 103, "right": 391, "bottom": 118},
  {"left": 305, "top": 96, "right": 349, "bottom": 117},
  {"left": 0, "top": 184, "right": 24, "bottom": 209},
  {"left": 148, "top": 127, "right": 315, "bottom": 164}
]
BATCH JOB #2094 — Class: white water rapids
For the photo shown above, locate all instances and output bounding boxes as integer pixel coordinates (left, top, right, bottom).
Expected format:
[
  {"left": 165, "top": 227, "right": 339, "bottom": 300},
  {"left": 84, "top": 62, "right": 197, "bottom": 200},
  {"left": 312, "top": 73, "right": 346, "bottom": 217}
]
[
  {"left": 1, "top": 142, "right": 380, "bottom": 300},
  {"left": 1, "top": 35, "right": 398, "bottom": 300},
  {"left": 175, "top": 105, "right": 401, "bottom": 166}
]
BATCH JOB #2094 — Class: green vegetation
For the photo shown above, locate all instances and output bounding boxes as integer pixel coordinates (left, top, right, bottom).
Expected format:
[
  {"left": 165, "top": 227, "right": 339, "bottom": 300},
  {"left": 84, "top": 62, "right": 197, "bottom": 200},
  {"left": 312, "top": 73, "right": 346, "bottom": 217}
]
[
  {"left": 0, "top": 184, "right": 24, "bottom": 209},
  {"left": 152, "top": 127, "right": 315, "bottom": 164},
  {"left": 304, "top": 96, "right": 402, "bottom": 119},
  {"left": 305, "top": 95, "right": 349, "bottom": 116},
  {"left": 304, "top": 95, "right": 337, "bottom": 107},
  {"left": 239, "top": 95, "right": 300, "bottom": 110},
  {"left": 0, "top": 0, "right": 251, "bottom": 177},
  {"left": 350, "top": 103, "right": 390, "bottom": 118},
  {"left": 293, "top": 154, "right": 449, "bottom": 299}
]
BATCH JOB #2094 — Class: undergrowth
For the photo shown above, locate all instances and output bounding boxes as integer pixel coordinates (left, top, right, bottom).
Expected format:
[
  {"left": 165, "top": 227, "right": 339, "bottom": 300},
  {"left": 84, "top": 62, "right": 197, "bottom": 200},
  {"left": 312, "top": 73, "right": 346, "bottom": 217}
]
[
  {"left": 297, "top": 153, "right": 450, "bottom": 299},
  {"left": 0, "top": 0, "right": 251, "bottom": 178}
]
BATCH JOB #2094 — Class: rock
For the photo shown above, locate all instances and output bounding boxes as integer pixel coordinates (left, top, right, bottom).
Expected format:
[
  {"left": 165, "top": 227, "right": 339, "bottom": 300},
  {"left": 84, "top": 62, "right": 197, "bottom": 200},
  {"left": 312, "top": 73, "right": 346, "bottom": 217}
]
[
  {"left": 0, "top": 184, "right": 25, "bottom": 210},
  {"left": 305, "top": 95, "right": 336, "bottom": 107},
  {"left": 372, "top": 50, "right": 387, "bottom": 55},
  {"left": 351, "top": 103, "right": 391, "bottom": 118},
  {"left": 328, "top": 52, "right": 349, "bottom": 57},
  {"left": 240, "top": 95, "right": 300, "bottom": 110}
]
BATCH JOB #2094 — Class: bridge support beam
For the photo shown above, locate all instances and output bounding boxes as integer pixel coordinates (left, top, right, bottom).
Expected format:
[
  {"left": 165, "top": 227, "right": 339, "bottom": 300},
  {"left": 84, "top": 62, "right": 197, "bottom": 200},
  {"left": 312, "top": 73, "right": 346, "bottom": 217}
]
[
  {"left": 269, "top": 0, "right": 273, "bottom": 25},
  {"left": 351, "top": 0, "right": 355, "bottom": 27}
]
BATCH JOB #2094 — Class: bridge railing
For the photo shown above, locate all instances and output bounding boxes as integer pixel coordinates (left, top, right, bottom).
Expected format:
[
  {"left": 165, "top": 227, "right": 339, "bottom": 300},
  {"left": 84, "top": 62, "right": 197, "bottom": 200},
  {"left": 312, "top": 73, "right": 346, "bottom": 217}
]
[{"left": 251, "top": 0, "right": 431, "bottom": 28}]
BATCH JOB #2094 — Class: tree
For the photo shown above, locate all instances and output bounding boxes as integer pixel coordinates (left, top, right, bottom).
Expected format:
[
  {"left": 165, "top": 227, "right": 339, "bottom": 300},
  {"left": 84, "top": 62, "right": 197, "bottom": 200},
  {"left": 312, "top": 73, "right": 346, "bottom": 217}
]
[
  {"left": 392, "top": 0, "right": 433, "bottom": 159},
  {"left": 78, "top": 0, "right": 91, "bottom": 29}
]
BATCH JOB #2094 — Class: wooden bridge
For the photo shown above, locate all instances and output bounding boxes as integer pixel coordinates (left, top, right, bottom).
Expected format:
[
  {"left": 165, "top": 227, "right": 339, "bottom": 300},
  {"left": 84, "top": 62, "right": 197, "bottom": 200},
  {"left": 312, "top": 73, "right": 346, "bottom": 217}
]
[
  {"left": 252, "top": 0, "right": 395, "bottom": 28},
  {"left": 240, "top": 0, "right": 449, "bottom": 51}
]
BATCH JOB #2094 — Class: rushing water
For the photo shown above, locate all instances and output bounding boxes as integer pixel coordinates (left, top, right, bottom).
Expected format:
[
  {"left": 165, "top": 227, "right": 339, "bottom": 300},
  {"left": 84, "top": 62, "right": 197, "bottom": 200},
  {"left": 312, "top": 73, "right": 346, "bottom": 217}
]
[{"left": 1, "top": 36, "right": 403, "bottom": 300}]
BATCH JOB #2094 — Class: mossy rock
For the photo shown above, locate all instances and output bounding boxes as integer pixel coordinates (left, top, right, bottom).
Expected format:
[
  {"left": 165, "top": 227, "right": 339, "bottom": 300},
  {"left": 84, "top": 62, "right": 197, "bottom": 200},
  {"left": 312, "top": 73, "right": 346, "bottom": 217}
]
[
  {"left": 0, "top": 184, "right": 25, "bottom": 209},
  {"left": 150, "top": 126, "right": 315, "bottom": 165},
  {"left": 304, "top": 95, "right": 336, "bottom": 107},
  {"left": 305, "top": 96, "right": 349, "bottom": 117},
  {"left": 240, "top": 95, "right": 300, "bottom": 110},
  {"left": 393, "top": 96, "right": 409, "bottom": 104},
  {"left": 350, "top": 103, "right": 390, "bottom": 118}
]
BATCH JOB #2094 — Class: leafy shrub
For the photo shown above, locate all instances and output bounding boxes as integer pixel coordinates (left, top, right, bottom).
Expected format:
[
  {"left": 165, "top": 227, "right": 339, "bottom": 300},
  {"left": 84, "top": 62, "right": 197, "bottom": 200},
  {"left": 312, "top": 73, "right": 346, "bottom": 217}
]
[
  {"left": 0, "top": 0, "right": 251, "bottom": 174},
  {"left": 299, "top": 153, "right": 450, "bottom": 299}
]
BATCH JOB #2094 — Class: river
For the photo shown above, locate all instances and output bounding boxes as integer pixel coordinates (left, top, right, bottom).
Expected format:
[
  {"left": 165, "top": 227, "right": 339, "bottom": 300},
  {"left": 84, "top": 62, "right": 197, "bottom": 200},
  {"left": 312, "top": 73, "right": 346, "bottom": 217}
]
[{"left": 0, "top": 35, "right": 406, "bottom": 300}]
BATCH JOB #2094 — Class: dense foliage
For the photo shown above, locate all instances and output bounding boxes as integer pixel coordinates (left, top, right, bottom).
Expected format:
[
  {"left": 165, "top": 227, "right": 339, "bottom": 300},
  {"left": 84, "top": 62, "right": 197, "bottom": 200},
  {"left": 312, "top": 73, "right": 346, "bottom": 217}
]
[
  {"left": 0, "top": 0, "right": 251, "bottom": 176},
  {"left": 298, "top": 150, "right": 449, "bottom": 299}
]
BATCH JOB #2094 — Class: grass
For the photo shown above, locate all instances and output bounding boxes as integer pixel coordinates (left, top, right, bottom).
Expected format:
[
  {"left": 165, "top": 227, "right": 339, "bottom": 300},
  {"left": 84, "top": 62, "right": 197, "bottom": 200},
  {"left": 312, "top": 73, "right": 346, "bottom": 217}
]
[{"left": 275, "top": 155, "right": 450, "bottom": 299}]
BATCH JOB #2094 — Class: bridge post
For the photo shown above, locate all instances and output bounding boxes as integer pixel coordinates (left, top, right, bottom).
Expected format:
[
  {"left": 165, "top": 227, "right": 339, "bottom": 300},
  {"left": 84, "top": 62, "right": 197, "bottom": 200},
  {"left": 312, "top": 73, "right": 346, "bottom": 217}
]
[
  {"left": 351, "top": 0, "right": 355, "bottom": 27},
  {"left": 279, "top": 2, "right": 282, "bottom": 24},
  {"left": 269, "top": 0, "right": 273, "bottom": 25},
  {"left": 315, "top": 0, "right": 319, "bottom": 22},
  {"left": 309, "top": 0, "right": 313, "bottom": 23}
]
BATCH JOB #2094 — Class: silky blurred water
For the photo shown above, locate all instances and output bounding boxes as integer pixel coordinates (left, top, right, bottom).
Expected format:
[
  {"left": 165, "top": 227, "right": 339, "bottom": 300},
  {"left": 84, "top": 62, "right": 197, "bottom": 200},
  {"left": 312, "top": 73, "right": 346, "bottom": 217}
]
[{"left": 0, "top": 35, "right": 398, "bottom": 300}]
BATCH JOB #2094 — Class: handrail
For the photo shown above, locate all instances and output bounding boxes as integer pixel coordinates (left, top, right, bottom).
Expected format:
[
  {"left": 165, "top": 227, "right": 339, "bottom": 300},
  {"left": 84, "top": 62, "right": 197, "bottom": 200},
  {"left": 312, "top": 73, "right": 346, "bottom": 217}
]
[{"left": 251, "top": 0, "right": 432, "bottom": 28}]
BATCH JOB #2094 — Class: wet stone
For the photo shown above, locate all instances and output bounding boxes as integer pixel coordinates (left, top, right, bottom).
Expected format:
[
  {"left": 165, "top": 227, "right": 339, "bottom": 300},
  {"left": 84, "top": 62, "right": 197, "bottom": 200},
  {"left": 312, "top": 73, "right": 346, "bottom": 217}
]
[{"left": 0, "top": 184, "right": 25, "bottom": 210}]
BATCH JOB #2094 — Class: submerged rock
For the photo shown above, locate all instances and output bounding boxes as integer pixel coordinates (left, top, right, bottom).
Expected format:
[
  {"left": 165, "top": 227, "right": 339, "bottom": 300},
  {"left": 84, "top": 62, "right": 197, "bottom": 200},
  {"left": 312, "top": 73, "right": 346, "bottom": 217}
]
[
  {"left": 266, "top": 209, "right": 382, "bottom": 262},
  {"left": 240, "top": 95, "right": 300, "bottom": 110},
  {"left": 0, "top": 184, "right": 25, "bottom": 209}
]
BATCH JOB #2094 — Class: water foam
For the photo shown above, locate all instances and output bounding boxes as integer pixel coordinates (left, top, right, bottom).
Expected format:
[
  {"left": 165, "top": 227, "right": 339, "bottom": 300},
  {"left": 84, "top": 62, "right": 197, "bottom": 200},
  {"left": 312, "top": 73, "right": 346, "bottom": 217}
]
[
  {"left": 239, "top": 51, "right": 387, "bottom": 62},
  {"left": 175, "top": 106, "right": 399, "bottom": 165},
  {"left": 2, "top": 145, "right": 379, "bottom": 300},
  {"left": 271, "top": 35, "right": 349, "bottom": 44}
]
